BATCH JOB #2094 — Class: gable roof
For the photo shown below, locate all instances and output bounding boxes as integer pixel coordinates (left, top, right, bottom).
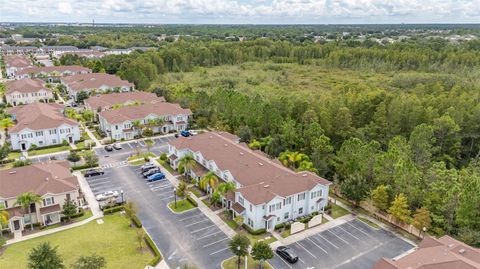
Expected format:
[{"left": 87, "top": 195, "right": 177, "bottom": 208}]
[
  {"left": 0, "top": 161, "right": 79, "bottom": 199},
  {"left": 170, "top": 132, "right": 331, "bottom": 205},
  {"left": 6, "top": 78, "right": 48, "bottom": 94},
  {"left": 5, "top": 55, "right": 32, "bottom": 68},
  {"left": 99, "top": 102, "right": 192, "bottom": 124},
  {"left": 62, "top": 73, "right": 134, "bottom": 92},
  {"left": 374, "top": 235, "right": 480, "bottom": 269},
  {"left": 16, "top": 65, "right": 91, "bottom": 76},
  {"left": 84, "top": 91, "right": 165, "bottom": 111},
  {"left": 7, "top": 103, "right": 78, "bottom": 133}
]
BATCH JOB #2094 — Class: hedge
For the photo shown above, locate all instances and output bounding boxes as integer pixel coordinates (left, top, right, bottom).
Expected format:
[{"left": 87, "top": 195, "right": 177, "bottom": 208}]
[
  {"left": 132, "top": 215, "right": 142, "bottom": 228},
  {"left": 60, "top": 211, "right": 85, "bottom": 222},
  {"left": 274, "top": 223, "right": 285, "bottom": 230},
  {"left": 242, "top": 224, "right": 266, "bottom": 235},
  {"left": 186, "top": 194, "right": 198, "bottom": 207},
  {"left": 0, "top": 158, "right": 15, "bottom": 165},
  {"left": 102, "top": 205, "right": 124, "bottom": 214},
  {"left": 145, "top": 232, "right": 162, "bottom": 266},
  {"left": 71, "top": 163, "right": 99, "bottom": 171}
]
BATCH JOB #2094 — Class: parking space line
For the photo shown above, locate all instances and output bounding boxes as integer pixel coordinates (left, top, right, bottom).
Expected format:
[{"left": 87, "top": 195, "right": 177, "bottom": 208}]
[
  {"left": 274, "top": 253, "right": 293, "bottom": 269},
  {"left": 190, "top": 224, "right": 215, "bottom": 234},
  {"left": 316, "top": 234, "right": 339, "bottom": 249},
  {"left": 179, "top": 214, "right": 202, "bottom": 222},
  {"left": 88, "top": 181, "right": 112, "bottom": 187},
  {"left": 185, "top": 219, "right": 209, "bottom": 227},
  {"left": 156, "top": 192, "right": 174, "bottom": 198},
  {"left": 326, "top": 230, "right": 350, "bottom": 245},
  {"left": 196, "top": 230, "right": 223, "bottom": 240},
  {"left": 307, "top": 238, "right": 328, "bottom": 254},
  {"left": 86, "top": 177, "right": 110, "bottom": 182},
  {"left": 151, "top": 185, "right": 172, "bottom": 191},
  {"left": 296, "top": 242, "right": 317, "bottom": 259},
  {"left": 159, "top": 195, "right": 174, "bottom": 201},
  {"left": 346, "top": 222, "right": 373, "bottom": 238},
  {"left": 209, "top": 247, "right": 229, "bottom": 256},
  {"left": 202, "top": 237, "right": 228, "bottom": 248},
  {"left": 338, "top": 226, "right": 360, "bottom": 240}
]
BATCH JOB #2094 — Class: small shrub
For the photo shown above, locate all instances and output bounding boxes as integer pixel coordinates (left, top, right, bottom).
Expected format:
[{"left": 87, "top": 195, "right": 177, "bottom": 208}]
[
  {"left": 274, "top": 223, "right": 285, "bottom": 230},
  {"left": 186, "top": 194, "right": 198, "bottom": 207},
  {"left": 13, "top": 159, "right": 32, "bottom": 167},
  {"left": 102, "top": 205, "right": 124, "bottom": 214},
  {"left": 131, "top": 215, "right": 142, "bottom": 228},
  {"left": 242, "top": 224, "right": 266, "bottom": 235}
]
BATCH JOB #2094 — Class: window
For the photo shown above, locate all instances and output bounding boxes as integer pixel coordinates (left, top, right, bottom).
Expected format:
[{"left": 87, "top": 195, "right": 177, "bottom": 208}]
[
  {"left": 52, "top": 139, "right": 57, "bottom": 144},
  {"left": 284, "top": 212, "right": 289, "bottom": 219},
  {"left": 249, "top": 204, "right": 252, "bottom": 212},
  {"left": 43, "top": 197, "right": 54, "bottom": 206},
  {"left": 247, "top": 218, "right": 253, "bottom": 227},
  {"left": 239, "top": 197, "right": 244, "bottom": 206},
  {"left": 311, "top": 190, "right": 322, "bottom": 199},
  {"left": 269, "top": 204, "right": 275, "bottom": 213},
  {"left": 35, "top": 131, "right": 43, "bottom": 136},
  {"left": 297, "top": 193, "right": 305, "bottom": 201},
  {"left": 49, "top": 129, "right": 57, "bottom": 135},
  {"left": 115, "top": 125, "right": 119, "bottom": 130},
  {"left": 60, "top": 129, "right": 64, "bottom": 134},
  {"left": 277, "top": 217, "right": 280, "bottom": 222},
  {"left": 66, "top": 194, "right": 71, "bottom": 201},
  {"left": 177, "top": 116, "right": 182, "bottom": 121},
  {"left": 275, "top": 202, "right": 281, "bottom": 210},
  {"left": 299, "top": 207, "right": 303, "bottom": 214}
]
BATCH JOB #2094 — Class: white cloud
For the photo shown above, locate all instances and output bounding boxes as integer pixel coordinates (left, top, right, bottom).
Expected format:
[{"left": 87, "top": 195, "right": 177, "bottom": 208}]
[{"left": 3, "top": 0, "right": 480, "bottom": 23}]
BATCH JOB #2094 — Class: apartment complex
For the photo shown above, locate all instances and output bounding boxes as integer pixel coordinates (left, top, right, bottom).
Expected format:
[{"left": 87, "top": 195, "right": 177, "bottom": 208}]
[
  {"left": 84, "top": 91, "right": 165, "bottom": 116},
  {"left": 7, "top": 103, "right": 80, "bottom": 151},
  {"left": 168, "top": 132, "right": 331, "bottom": 231},
  {"left": 61, "top": 73, "right": 135, "bottom": 100},
  {"left": 14, "top": 65, "right": 91, "bottom": 81},
  {"left": 374, "top": 235, "right": 480, "bottom": 269},
  {"left": 98, "top": 102, "right": 191, "bottom": 140},
  {"left": 0, "top": 161, "right": 83, "bottom": 233},
  {"left": 5, "top": 55, "right": 33, "bottom": 78},
  {"left": 5, "top": 78, "right": 53, "bottom": 106}
]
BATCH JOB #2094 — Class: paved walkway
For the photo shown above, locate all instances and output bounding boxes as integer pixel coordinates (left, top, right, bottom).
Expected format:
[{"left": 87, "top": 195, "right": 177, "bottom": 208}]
[
  {"left": 81, "top": 122, "right": 102, "bottom": 147},
  {"left": 159, "top": 163, "right": 237, "bottom": 239}
]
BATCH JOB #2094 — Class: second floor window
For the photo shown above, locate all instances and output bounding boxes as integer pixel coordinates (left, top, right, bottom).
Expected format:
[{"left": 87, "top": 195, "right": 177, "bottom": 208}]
[
  {"left": 298, "top": 193, "right": 305, "bottom": 201},
  {"left": 43, "top": 197, "right": 54, "bottom": 206}
]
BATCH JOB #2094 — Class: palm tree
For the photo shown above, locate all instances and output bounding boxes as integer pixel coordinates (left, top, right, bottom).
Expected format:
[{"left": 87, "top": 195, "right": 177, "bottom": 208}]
[
  {"left": 0, "top": 204, "right": 9, "bottom": 238},
  {"left": 15, "top": 192, "right": 42, "bottom": 231},
  {"left": 200, "top": 171, "right": 219, "bottom": 198},
  {"left": 132, "top": 120, "right": 143, "bottom": 137},
  {"left": 178, "top": 154, "right": 197, "bottom": 182},
  {"left": 217, "top": 182, "right": 235, "bottom": 196},
  {"left": 145, "top": 139, "right": 154, "bottom": 153},
  {"left": 0, "top": 118, "right": 15, "bottom": 138}
]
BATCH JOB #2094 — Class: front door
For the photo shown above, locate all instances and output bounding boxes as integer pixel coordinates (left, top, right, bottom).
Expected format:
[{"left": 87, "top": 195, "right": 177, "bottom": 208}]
[
  {"left": 267, "top": 219, "right": 274, "bottom": 231},
  {"left": 68, "top": 136, "right": 73, "bottom": 143},
  {"left": 13, "top": 220, "right": 20, "bottom": 230},
  {"left": 21, "top": 143, "right": 27, "bottom": 151}
]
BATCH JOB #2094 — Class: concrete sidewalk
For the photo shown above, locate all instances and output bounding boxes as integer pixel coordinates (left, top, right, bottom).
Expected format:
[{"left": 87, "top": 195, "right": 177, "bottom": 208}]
[{"left": 159, "top": 163, "right": 237, "bottom": 239}]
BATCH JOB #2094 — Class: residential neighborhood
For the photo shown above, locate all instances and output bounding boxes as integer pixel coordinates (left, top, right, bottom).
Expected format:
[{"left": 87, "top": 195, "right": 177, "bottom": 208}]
[{"left": 0, "top": 23, "right": 479, "bottom": 269}]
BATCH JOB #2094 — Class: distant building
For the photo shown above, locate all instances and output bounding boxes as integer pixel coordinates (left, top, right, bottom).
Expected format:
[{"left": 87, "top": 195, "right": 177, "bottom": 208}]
[
  {"left": 14, "top": 65, "right": 91, "bottom": 81},
  {"left": 374, "top": 235, "right": 480, "bottom": 269},
  {"left": 61, "top": 73, "right": 135, "bottom": 100},
  {"left": 168, "top": 132, "right": 332, "bottom": 231},
  {"left": 7, "top": 103, "right": 80, "bottom": 151},
  {"left": 98, "top": 102, "right": 191, "bottom": 140},
  {"left": 5, "top": 55, "right": 33, "bottom": 78},
  {"left": 5, "top": 78, "right": 53, "bottom": 106},
  {"left": 84, "top": 91, "right": 165, "bottom": 116},
  {"left": 0, "top": 161, "right": 83, "bottom": 233}
]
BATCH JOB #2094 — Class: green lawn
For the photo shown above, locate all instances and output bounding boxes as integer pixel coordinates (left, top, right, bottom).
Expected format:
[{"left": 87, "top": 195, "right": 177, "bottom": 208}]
[
  {"left": 358, "top": 217, "right": 381, "bottom": 229},
  {"left": 280, "top": 229, "right": 291, "bottom": 238},
  {"left": 330, "top": 204, "right": 350, "bottom": 219},
  {"left": 130, "top": 159, "right": 147, "bottom": 166},
  {"left": 222, "top": 255, "right": 273, "bottom": 269},
  {"left": 0, "top": 215, "right": 152, "bottom": 269},
  {"left": 167, "top": 199, "right": 196, "bottom": 213},
  {"left": 127, "top": 152, "right": 156, "bottom": 161},
  {"left": 28, "top": 145, "right": 71, "bottom": 156},
  {"left": 7, "top": 151, "right": 22, "bottom": 160}
]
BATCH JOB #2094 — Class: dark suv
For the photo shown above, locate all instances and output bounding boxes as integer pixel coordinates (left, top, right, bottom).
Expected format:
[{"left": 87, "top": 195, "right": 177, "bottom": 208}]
[
  {"left": 84, "top": 169, "right": 105, "bottom": 177},
  {"left": 276, "top": 246, "right": 298, "bottom": 263}
]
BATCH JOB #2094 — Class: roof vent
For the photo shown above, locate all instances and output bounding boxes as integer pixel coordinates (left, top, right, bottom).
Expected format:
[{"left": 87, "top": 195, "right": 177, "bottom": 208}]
[
  {"left": 258, "top": 162, "right": 263, "bottom": 166},
  {"left": 45, "top": 177, "right": 49, "bottom": 181},
  {"left": 259, "top": 181, "right": 264, "bottom": 185},
  {"left": 264, "top": 185, "right": 270, "bottom": 188},
  {"left": 458, "top": 249, "right": 466, "bottom": 254},
  {"left": 224, "top": 144, "right": 228, "bottom": 147},
  {"left": 209, "top": 136, "right": 213, "bottom": 139},
  {"left": 302, "top": 174, "right": 307, "bottom": 177},
  {"left": 240, "top": 152, "right": 244, "bottom": 155},
  {"left": 9, "top": 171, "right": 16, "bottom": 174}
]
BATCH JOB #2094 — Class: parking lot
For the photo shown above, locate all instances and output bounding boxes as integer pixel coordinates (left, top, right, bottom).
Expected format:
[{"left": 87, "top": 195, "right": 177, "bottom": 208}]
[
  {"left": 83, "top": 139, "right": 232, "bottom": 268},
  {"left": 270, "top": 219, "right": 414, "bottom": 269}
]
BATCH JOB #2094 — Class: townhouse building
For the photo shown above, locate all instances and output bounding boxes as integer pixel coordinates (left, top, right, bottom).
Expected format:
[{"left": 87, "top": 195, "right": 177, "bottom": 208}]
[
  {"left": 98, "top": 102, "right": 192, "bottom": 140},
  {"left": 0, "top": 161, "right": 83, "bottom": 233},
  {"left": 374, "top": 235, "right": 480, "bottom": 269},
  {"left": 84, "top": 91, "right": 165, "bottom": 117},
  {"left": 14, "top": 65, "right": 92, "bottom": 81},
  {"left": 61, "top": 73, "right": 135, "bottom": 100},
  {"left": 168, "top": 132, "right": 331, "bottom": 231},
  {"left": 5, "top": 54, "right": 33, "bottom": 78},
  {"left": 5, "top": 78, "right": 53, "bottom": 106},
  {"left": 7, "top": 103, "right": 80, "bottom": 151}
]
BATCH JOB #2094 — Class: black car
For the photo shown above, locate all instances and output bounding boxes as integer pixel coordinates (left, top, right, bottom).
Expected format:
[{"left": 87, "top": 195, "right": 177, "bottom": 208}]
[
  {"left": 84, "top": 169, "right": 105, "bottom": 177},
  {"left": 143, "top": 168, "right": 161, "bottom": 178},
  {"left": 104, "top": 145, "right": 113, "bottom": 151},
  {"left": 276, "top": 246, "right": 298, "bottom": 263}
]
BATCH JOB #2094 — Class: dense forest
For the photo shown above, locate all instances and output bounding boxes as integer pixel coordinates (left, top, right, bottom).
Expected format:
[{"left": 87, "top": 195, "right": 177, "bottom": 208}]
[{"left": 57, "top": 35, "right": 480, "bottom": 246}]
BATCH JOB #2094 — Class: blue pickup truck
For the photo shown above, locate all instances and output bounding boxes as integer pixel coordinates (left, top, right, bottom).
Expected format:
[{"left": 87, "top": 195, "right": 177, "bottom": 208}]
[{"left": 146, "top": 172, "right": 166, "bottom": 182}]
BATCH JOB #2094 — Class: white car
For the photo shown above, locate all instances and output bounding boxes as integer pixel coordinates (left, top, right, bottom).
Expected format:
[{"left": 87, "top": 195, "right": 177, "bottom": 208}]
[
  {"left": 95, "top": 191, "right": 119, "bottom": 201},
  {"left": 189, "top": 130, "right": 198, "bottom": 136}
]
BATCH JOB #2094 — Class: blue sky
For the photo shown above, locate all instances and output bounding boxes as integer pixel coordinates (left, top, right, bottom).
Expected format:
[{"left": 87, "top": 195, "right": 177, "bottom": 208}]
[{"left": 2, "top": 0, "right": 480, "bottom": 24}]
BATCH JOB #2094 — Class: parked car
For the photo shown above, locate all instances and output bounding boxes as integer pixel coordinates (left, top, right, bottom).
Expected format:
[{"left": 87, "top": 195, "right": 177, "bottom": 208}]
[
  {"left": 95, "top": 190, "right": 119, "bottom": 201},
  {"left": 84, "top": 169, "right": 105, "bottom": 177},
  {"left": 189, "top": 130, "right": 198, "bottom": 136},
  {"left": 143, "top": 168, "right": 161, "bottom": 178},
  {"left": 146, "top": 173, "right": 166, "bottom": 182},
  {"left": 112, "top": 143, "right": 122, "bottom": 150},
  {"left": 104, "top": 145, "right": 113, "bottom": 151},
  {"left": 276, "top": 246, "right": 298, "bottom": 263},
  {"left": 140, "top": 163, "right": 156, "bottom": 172},
  {"left": 180, "top": 130, "right": 191, "bottom": 137}
]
